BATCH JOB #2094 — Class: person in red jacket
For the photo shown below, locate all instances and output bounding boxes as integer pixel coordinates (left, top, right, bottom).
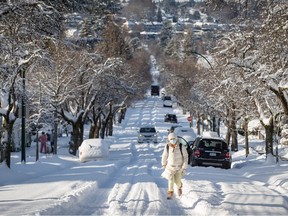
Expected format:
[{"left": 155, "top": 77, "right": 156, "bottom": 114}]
[{"left": 39, "top": 131, "right": 47, "bottom": 153}]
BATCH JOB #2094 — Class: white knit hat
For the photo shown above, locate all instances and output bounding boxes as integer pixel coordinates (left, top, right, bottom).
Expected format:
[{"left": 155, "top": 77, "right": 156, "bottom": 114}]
[
  {"left": 168, "top": 132, "right": 177, "bottom": 140},
  {"left": 168, "top": 133, "right": 178, "bottom": 144}
]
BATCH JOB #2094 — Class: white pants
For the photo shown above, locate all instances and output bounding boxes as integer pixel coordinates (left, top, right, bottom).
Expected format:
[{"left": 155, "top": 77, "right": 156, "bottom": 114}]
[{"left": 168, "top": 170, "right": 182, "bottom": 192}]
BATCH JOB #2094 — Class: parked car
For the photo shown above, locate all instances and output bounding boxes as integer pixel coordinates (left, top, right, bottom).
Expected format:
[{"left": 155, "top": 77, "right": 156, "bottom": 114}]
[
  {"left": 174, "top": 126, "right": 196, "bottom": 145},
  {"left": 163, "top": 96, "right": 173, "bottom": 107},
  {"left": 202, "top": 131, "right": 219, "bottom": 138},
  {"left": 137, "top": 126, "right": 158, "bottom": 143},
  {"left": 160, "top": 88, "right": 166, "bottom": 100},
  {"left": 190, "top": 135, "right": 232, "bottom": 169},
  {"left": 78, "top": 138, "right": 110, "bottom": 162},
  {"left": 167, "top": 125, "right": 182, "bottom": 134},
  {"left": 164, "top": 114, "right": 178, "bottom": 123}
]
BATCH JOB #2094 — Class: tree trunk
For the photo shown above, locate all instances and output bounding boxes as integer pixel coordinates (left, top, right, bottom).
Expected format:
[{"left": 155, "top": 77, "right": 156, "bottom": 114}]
[
  {"left": 231, "top": 121, "right": 238, "bottom": 151},
  {"left": 212, "top": 116, "right": 216, "bottom": 132},
  {"left": 70, "top": 121, "right": 84, "bottom": 155},
  {"left": 231, "top": 129, "right": 238, "bottom": 151},
  {"left": 269, "top": 87, "right": 288, "bottom": 116},
  {"left": 89, "top": 116, "right": 101, "bottom": 139},
  {"left": 243, "top": 117, "right": 249, "bottom": 157},
  {"left": 2, "top": 119, "right": 15, "bottom": 168},
  {"left": 217, "top": 117, "right": 220, "bottom": 136},
  {"left": 106, "top": 102, "right": 114, "bottom": 137},
  {"left": 100, "top": 119, "right": 107, "bottom": 139},
  {"left": 207, "top": 119, "right": 212, "bottom": 131},
  {"left": 108, "top": 113, "right": 113, "bottom": 136},
  {"left": 0, "top": 116, "right": 3, "bottom": 163},
  {"left": 230, "top": 104, "right": 238, "bottom": 151},
  {"left": 202, "top": 116, "right": 205, "bottom": 132},
  {"left": 196, "top": 117, "right": 201, "bottom": 135},
  {"left": 264, "top": 117, "right": 274, "bottom": 155},
  {"left": 94, "top": 122, "right": 101, "bottom": 138},
  {"left": 89, "top": 123, "right": 96, "bottom": 139},
  {"left": 89, "top": 110, "right": 102, "bottom": 139},
  {"left": 226, "top": 128, "right": 231, "bottom": 146},
  {"left": 118, "top": 108, "right": 126, "bottom": 124},
  {"left": 252, "top": 97, "right": 275, "bottom": 156}
]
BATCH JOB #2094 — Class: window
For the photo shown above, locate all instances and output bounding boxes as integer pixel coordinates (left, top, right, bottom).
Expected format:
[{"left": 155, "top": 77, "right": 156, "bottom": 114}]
[
  {"left": 199, "top": 139, "right": 228, "bottom": 150},
  {"left": 140, "top": 127, "right": 156, "bottom": 133}
]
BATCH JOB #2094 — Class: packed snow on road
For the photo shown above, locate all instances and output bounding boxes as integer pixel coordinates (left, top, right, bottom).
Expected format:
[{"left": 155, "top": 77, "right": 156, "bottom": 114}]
[{"left": 1, "top": 96, "right": 288, "bottom": 215}]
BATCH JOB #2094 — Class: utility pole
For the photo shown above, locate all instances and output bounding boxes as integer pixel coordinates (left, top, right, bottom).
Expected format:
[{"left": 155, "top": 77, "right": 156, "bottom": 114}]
[
  {"left": 0, "top": 116, "right": 2, "bottom": 162},
  {"left": 36, "top": 83, "right": 41, "bottom": 161},
  {"left": 36, "top": 127, "right": 39, "bottom": 161},
  {"left": 21, "top": 68, "right": 26, "bottom": 163},
  {"left": 53, "top": 110, "right": 58, "bottom": 155}
]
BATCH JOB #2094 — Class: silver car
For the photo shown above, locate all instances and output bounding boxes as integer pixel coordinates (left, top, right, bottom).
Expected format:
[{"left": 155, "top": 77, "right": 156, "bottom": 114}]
[
  {"left": 137, "top": 126, "right": 158, "bottom": 143},
  {"left": 163, "top": 96, "right": 173, "bottom": 107}
]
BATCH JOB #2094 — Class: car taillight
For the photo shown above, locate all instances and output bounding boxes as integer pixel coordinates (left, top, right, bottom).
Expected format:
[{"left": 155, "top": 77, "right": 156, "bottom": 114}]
[
  {"left": 225, "top": 152, "right": 230, "bottom": 159},
  {"left": 195, "top": 149, "right": 200, "bottom": 157}
]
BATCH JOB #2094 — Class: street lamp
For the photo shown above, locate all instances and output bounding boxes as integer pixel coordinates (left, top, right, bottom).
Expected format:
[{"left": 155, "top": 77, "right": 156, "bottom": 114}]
[
  {"left": 21, "top": 67, "right": 26, "bottom": 163},
  {"left": 53, "top": 111, "right": 59, "bottom": 155}
]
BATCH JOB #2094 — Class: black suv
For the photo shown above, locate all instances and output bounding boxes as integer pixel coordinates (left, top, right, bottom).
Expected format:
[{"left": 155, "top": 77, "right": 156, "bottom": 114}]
[
  {"left": 164, "top": 114, "right": 178, "bottom": 123},
  {"left": 190, "top": 135, "right": 232, "bottom": 169}
]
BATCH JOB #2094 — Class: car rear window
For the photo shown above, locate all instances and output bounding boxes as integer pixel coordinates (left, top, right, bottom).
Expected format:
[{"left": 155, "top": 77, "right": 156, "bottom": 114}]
[
  {"left": 140, "top": 127, "right": 156, "bottom": 133},
  {"left": 164, "top": 96, "right": 171, "bottom": 100},
  {"left": 198, "top": 139, "right": 228, "bottom": 150}
]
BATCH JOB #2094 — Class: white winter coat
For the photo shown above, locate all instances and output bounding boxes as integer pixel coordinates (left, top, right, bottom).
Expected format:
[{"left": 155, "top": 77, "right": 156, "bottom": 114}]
[{"left": 161, "top": 142, "right": 188, "bottom": 176}]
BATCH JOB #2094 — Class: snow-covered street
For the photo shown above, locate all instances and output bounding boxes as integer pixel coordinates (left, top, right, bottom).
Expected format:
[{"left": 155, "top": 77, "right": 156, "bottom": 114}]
[{"left": 1, "top": 96, "right": 288, "bottom": 215}]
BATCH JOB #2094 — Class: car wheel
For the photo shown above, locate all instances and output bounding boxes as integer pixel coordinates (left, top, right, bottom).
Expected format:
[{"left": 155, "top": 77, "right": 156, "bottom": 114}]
[
  {"left": 223, "top": 164, "right": 231, "bottom": 169},
  {"left": 191, "top": 160, "right": 197, "bottom": 167}
]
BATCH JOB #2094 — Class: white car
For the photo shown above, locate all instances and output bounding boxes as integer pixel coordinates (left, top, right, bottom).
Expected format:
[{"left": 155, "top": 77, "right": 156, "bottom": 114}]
[
  {"left": 78, "top": 138, "right": 110, "bottom": 162},
  {"left": 163, "top": 96, "right": 173, "bottom": 107},
  {"left": 137, "top": 126, "right": 158, "bottom": 143},
  {"left": 202, "top": 131, "right": 219, "bottom": 138},
  {"left": 174, "top": 127, "right": 197, "bottom": 145}
]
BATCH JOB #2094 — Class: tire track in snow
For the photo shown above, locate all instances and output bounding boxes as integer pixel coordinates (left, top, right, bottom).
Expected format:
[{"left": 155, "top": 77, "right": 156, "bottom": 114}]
[
  {"left": 105, "top": 143, "right": 186, "bottom": 215},
  {"left": 104, "top": 98, "right": 163, "bottom": 215},
  {"left": 179, "top": 167, "right": 288, "bottom": 215},
  {"left": 46, "top": 97, "right": 163, "bottom": 215},
  {"left": 41, "top": 96, "right": 187, "bottom": 215},
  {"left": 102, "top": 97, "right": 186, "bottom": 215}
]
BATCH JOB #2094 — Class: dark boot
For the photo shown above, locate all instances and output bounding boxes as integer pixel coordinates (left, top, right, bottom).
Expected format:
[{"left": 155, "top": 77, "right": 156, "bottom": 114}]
[
  {"left": 167, "top": 191, "right": 173, "bottom": 199},
  {"left": 178, "top": 183, "right": 183, "bottom": 196}
]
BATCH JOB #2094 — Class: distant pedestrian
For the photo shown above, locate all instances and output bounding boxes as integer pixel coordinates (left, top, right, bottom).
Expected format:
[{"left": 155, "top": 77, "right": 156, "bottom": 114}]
[
  {"left": 161, "top": 132, "right": 188, "bottom": 199},
  {"left": 39, "top": 131, "right": 47, "bottom": 153}
]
